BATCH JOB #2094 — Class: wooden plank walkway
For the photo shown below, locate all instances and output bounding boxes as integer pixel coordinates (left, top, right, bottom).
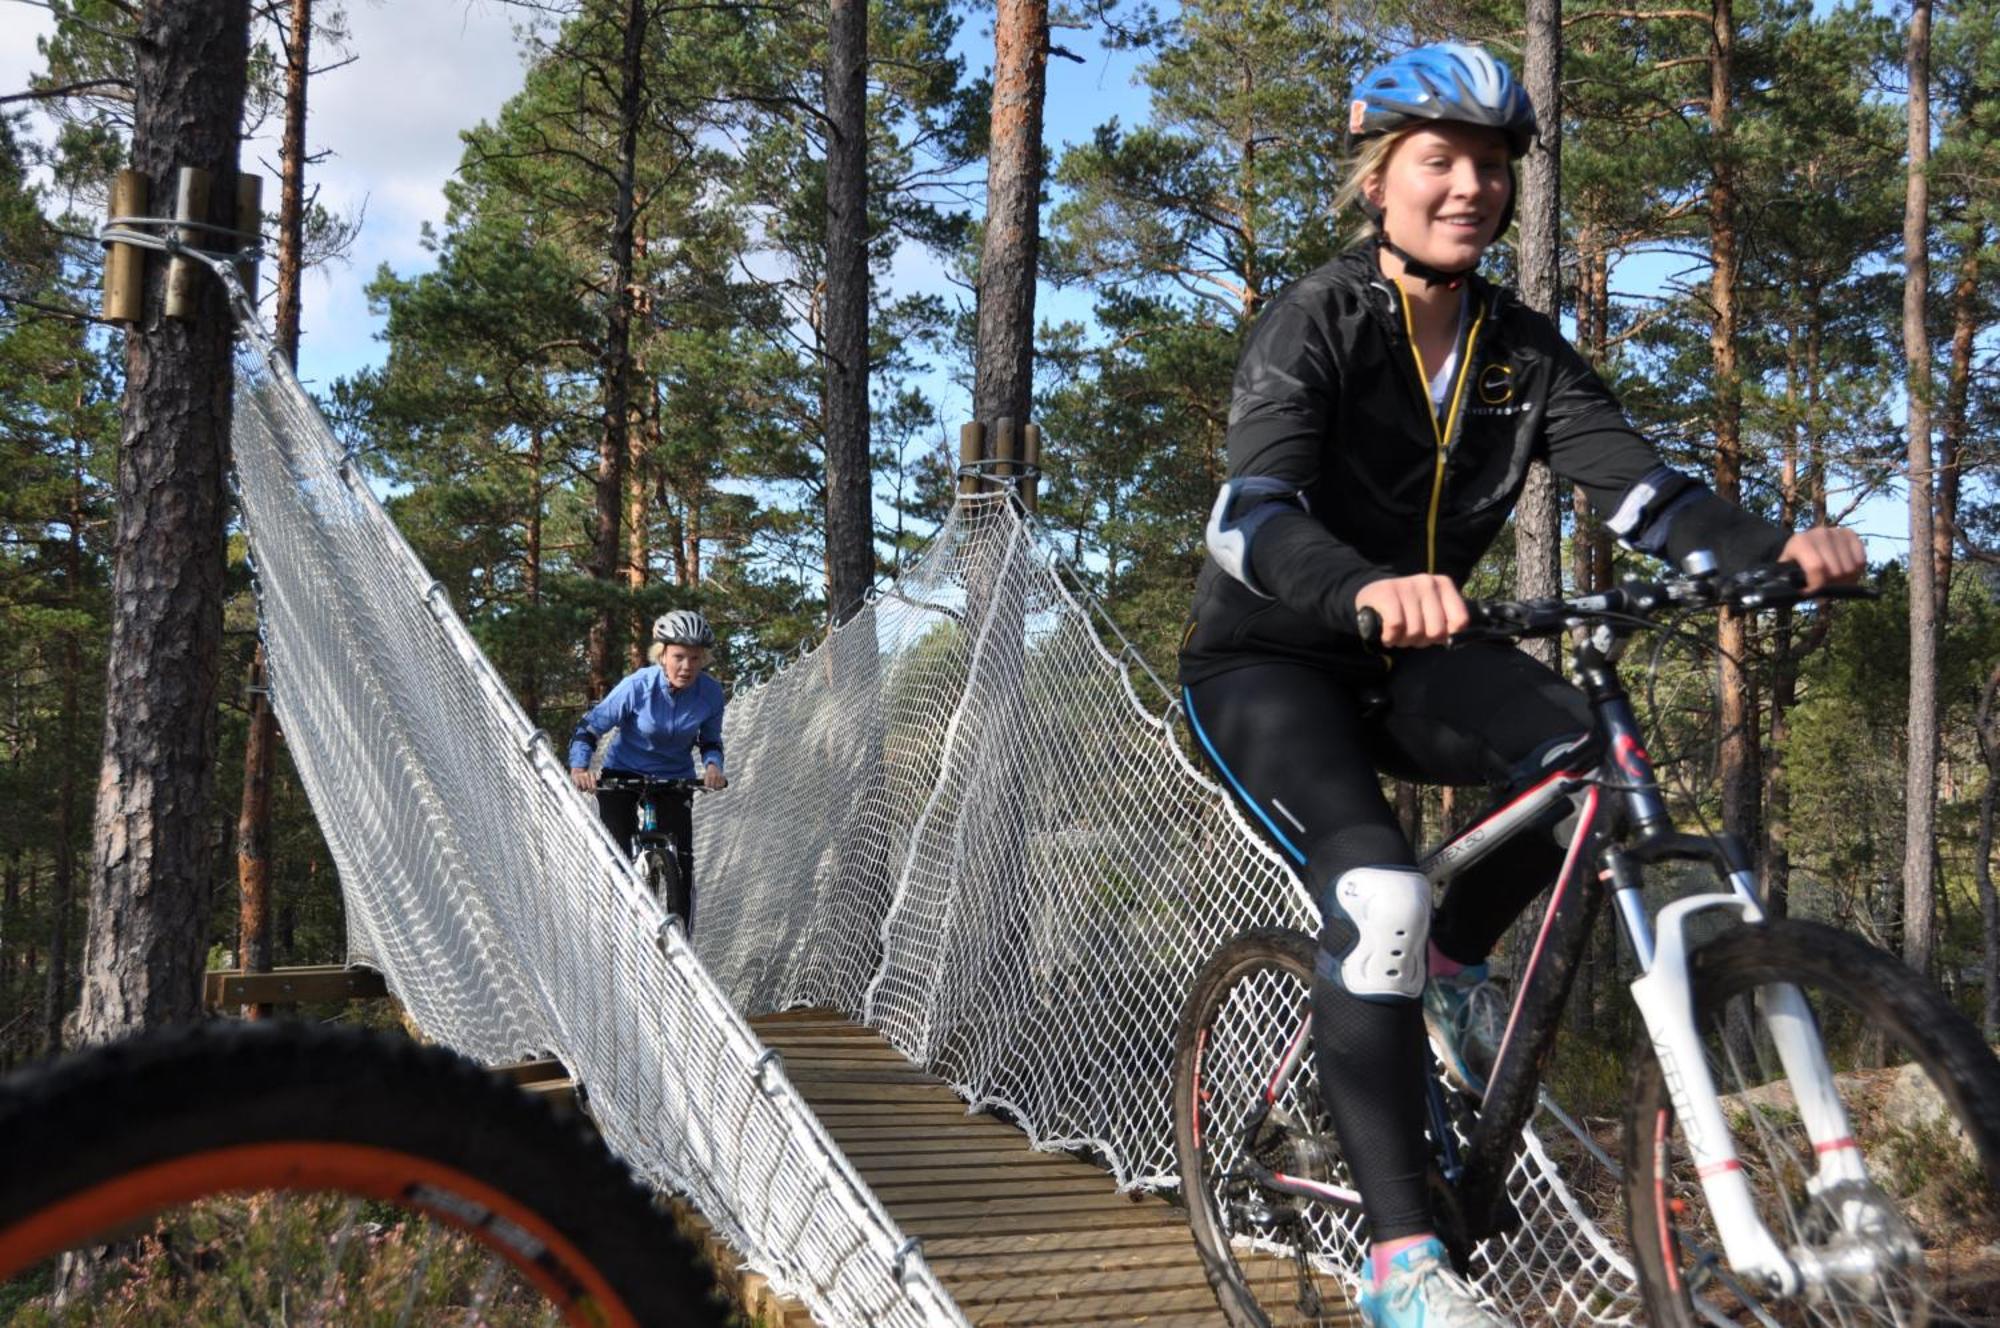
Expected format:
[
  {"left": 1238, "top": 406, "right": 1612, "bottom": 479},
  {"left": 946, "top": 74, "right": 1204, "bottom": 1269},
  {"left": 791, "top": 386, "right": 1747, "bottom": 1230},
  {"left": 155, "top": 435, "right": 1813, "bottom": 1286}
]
[{"left": 746, "top": 1007, "right": 1360, "bottom": 1327}]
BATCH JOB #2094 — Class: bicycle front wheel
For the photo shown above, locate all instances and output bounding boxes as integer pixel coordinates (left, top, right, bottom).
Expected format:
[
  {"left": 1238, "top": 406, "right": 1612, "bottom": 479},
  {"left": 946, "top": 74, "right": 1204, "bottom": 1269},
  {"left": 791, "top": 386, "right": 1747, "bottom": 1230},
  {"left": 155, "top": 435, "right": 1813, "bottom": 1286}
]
[
  {"left": 1173, "top": 928, "right": 1365, "bottom": 1328},
  {"left": 0, "top": 1020, "right": 731, "bottom": 1326},
  {"left": 1625, "top": 918, "right": 2000, "bottom": 1326}
]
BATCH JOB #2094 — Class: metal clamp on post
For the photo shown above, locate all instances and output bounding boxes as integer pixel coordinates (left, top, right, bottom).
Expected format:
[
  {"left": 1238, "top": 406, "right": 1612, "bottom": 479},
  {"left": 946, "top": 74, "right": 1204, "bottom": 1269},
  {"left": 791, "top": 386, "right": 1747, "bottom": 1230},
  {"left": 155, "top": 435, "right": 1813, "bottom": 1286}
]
[
  {"left": 891, "top": 1236, "right": 924, "bottom": 1284},
  {"left": 752, "top": 1047, "right": 784, "bottom": 1096}
]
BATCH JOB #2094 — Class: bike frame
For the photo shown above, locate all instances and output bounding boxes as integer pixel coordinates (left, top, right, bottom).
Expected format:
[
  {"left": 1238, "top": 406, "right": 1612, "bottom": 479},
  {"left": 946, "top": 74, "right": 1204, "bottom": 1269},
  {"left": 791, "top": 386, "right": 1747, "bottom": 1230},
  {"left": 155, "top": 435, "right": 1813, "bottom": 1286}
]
[{"left": 1248, "top": 625, "right": 1864, "bottom": 1297}]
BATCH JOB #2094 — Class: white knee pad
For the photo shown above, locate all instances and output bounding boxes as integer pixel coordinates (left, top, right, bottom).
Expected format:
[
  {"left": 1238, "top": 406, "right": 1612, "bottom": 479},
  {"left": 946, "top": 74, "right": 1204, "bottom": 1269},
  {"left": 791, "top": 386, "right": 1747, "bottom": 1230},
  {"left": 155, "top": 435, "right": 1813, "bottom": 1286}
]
[{"left": 1328, "top": 866, "right": 1432, "bottom": 1000}]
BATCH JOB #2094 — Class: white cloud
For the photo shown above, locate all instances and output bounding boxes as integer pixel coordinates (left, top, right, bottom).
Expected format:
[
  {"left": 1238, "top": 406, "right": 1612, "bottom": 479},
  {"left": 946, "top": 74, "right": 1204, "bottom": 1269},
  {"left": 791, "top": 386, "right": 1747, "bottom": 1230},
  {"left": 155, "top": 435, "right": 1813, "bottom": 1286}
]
[{"left": 248, "top": 0, "right": 530, "bottom": 386}]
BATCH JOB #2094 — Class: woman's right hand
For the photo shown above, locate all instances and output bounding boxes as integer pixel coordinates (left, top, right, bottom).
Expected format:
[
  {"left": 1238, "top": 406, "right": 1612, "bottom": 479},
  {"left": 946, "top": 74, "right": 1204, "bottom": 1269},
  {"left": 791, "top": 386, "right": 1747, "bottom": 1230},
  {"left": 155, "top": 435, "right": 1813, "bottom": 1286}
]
[
  {"left": 569, "top": 768, "right": 596, "bottom": 793},
  {"left": 1354, "top": 574, "right": 1471, "bottom": 648}
]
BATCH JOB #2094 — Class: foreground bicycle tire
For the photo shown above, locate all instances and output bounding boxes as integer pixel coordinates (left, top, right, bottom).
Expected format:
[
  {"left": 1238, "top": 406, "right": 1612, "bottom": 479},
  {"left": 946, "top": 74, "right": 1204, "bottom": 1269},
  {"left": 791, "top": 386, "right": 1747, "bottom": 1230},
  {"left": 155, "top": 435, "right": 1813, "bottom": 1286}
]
[
  {"left": 0, "top": 1020, "right": 731, "bottom": 1327},
  {"left": 1626, "top": 919, "right": 2000, "bottom": 1327},
  {"left": 1174, "top": 927, "right": 1363, "bottom": 1328}
]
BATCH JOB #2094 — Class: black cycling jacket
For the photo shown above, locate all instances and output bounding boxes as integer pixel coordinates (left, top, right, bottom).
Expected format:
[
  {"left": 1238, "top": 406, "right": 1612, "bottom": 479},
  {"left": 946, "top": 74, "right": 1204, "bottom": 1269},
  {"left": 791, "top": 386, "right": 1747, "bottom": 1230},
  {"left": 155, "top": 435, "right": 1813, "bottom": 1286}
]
[{"left": 1180, "top": 247, "right": 1787, "bottom": 684}]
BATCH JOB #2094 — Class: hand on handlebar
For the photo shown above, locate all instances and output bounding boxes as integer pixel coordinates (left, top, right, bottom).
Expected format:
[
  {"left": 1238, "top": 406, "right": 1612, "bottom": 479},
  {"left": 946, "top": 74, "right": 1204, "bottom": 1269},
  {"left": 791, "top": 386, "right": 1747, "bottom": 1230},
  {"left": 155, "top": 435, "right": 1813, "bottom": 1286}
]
[
  {"left": 1353, "top": 574, "right": 1472, "bottom": 648},
  {"left": 569, "top": 767, "right": 597, "bottom": 793},
  {"left": 702, "top": 765, "right": 728, "bottom": 791},
  {"left": 1778, "top": 526, "right": 1866, "bottom": 593}
]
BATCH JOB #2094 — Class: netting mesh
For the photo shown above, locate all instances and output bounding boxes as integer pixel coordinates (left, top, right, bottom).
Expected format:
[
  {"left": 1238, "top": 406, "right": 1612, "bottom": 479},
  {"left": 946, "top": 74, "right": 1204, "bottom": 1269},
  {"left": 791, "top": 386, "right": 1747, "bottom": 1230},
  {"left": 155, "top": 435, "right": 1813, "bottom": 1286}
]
[
  {"left": 698, "top": 493, "right": 1648, "bottom": 1324},
  {"left": 223, "top": 285, "right": 965, "bottom": 1328},
  {"left": 223, "top": 232, "right": 1656, "bottom": 1323}
]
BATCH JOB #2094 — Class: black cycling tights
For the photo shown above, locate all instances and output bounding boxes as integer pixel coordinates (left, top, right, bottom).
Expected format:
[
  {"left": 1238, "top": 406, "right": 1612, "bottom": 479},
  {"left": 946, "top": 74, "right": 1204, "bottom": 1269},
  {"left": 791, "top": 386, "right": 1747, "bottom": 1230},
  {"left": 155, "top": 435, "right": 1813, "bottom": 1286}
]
[
  {"left": 1183, "top": 644, "right": 1598, "bottom": 1242},
  {"left": 595, "top": 772, "right": 696, "bottom": 926}
]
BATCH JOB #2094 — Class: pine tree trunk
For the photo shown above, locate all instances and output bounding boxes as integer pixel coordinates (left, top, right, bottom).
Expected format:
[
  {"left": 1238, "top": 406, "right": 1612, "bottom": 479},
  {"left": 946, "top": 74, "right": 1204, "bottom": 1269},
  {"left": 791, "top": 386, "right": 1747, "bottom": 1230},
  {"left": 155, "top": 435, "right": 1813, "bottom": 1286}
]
[
  {"left": 237, "top": 0, "right": 312, "bottom": 1021},
  {"left": 625, "top": 388, "right": 650, "bottom": 671},
  {"left": 1901, "top": 0, "right": 1938, "bottom": 977},
  {"left": 522, "top": 429, "right": 545, "bottom": 727},
  {"left": 46, "top": 637, "right": 79, "bottom": 1050},
  {"left": 588, "top": 0, "right": 649, "bottom": 694},
  {"left": 972, "top": 0, "right": 1047, "bottom": 433},
  {"left": 45, "top": 429, "right": 90, "bottom": 1048},
  {"left": 1936, "top": 237, "right": 1978, "bottom": 620},
  {"left": 1707, "top": 0, "right": 1759, "bottom": 861},
  {"left": 1513, "top": 0, "right": 1563, "bottom": 668},
  {"left": 1571, "top": 239, "right": 1612, "bottom": 594},
  {"left": 74, "top": 0, "right": 252, "bottom": 1043},
  {"left": 823, "top": 0, "right": 872, "bottom": 626}
]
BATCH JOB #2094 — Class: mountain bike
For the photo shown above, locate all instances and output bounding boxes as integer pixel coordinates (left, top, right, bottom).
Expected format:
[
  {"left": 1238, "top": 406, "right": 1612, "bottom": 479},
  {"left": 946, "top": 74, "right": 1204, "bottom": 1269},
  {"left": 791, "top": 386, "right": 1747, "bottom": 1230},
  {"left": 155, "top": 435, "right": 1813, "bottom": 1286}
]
[
  {"left": 0, "top": 1020, "right": 731, "bottom": 1326},
  {"left": 595, "top": 774, "right": 709, "bottom": 929},
  {"left": 1172, "top": 560, "right": 2000, "bottom": 1327}
]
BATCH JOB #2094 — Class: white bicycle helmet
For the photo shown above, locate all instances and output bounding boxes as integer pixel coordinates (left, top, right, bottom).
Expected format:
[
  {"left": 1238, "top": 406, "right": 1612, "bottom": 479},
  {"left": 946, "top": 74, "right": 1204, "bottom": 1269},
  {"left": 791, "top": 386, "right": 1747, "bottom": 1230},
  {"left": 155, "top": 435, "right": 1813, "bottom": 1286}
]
[{"left": 652, "top": 609, "right": 715, "bottom": 649}]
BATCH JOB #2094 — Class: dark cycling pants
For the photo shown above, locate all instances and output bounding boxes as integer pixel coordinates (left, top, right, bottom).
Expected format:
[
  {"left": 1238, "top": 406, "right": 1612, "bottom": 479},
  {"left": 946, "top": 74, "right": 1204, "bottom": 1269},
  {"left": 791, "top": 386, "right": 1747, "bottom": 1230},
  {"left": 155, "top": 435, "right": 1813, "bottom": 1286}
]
[
  {"left": 595, "top": 771, "right": 696, "bottom": 926},
  {"left": 1182, "top": 643, "right": 1598, "bottom": 1241}
]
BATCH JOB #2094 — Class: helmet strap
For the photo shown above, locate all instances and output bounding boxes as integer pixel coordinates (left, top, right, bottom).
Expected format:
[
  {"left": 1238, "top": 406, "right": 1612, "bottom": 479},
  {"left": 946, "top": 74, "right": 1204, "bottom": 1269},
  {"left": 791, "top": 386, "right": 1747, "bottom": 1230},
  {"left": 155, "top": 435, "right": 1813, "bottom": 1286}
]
[{"left": 1374, "top": 230, "right": 1475, "bottom": 291}]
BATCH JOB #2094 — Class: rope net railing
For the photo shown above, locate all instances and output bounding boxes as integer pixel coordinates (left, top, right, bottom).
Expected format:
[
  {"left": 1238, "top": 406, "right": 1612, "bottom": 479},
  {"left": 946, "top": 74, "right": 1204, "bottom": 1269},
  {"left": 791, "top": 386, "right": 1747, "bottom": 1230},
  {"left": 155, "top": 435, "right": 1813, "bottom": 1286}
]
[
  {"left": 218, "top": 265, "right": 966, "bottom": 1328},
  {"left": 698, "top": 491, "right": 1647, "bottom": 1325}
]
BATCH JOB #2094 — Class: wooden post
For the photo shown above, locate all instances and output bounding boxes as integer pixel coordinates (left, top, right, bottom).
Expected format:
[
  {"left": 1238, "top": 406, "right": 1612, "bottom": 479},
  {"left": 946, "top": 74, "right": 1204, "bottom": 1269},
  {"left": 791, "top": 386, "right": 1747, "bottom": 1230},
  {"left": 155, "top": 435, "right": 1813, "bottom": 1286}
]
[
  {"left": 101, "top": 169, "right": 147, "bottom": 324},
  {"left": 1021, "top": 423, "right": 1041, "bottom": 512},
  {"left": 164, "top": 165, "right": 211, "bottom": 321},
  {"left": 992, "top": 416, "right": 1018, "bottom": 484},
  {"left": 958, "top": 421, "right": 986, "bottom": 495},
  {"left": 235, "top": 173, "right": 263, "bottom": 306}
]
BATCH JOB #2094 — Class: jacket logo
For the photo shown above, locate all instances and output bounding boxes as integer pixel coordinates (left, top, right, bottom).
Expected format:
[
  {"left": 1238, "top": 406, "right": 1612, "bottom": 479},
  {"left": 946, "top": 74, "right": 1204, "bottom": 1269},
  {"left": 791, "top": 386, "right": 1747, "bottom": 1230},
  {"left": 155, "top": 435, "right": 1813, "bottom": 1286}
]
[{"left": 1477, "top": 363, "right": 1514, "bottom": 406}]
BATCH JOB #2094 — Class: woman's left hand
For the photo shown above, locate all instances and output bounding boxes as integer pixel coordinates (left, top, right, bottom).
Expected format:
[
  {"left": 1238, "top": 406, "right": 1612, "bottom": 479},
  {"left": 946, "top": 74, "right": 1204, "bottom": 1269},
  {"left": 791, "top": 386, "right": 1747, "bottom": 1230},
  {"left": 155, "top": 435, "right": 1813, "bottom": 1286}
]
[
  {"left": 1778, "top": 526, "right": 1866, "bottom": 592},
  {"left": 703, "top": 765, "right": 728, "bottom": 791}
]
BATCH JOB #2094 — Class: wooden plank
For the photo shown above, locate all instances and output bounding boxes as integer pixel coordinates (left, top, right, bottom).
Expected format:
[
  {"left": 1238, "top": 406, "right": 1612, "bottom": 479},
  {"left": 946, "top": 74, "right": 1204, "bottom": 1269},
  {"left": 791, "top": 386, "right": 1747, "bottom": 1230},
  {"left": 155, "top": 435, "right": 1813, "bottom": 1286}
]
[
  {"left": 923, "top": 1227, "right": 1200, "bottom": 1259},
  {"left": 930, "top": 1242, "right": 1205, "bottom": 1281},
  {"left": 946, "top": 1261, "right": 1211, "bottom": 1302},
  {"left": 202, "top": 965, "right": 387, "bottom": 1008},
  {"left": 741, "top": 1009, "right": 1269, "bottom": 1326},
  {"left": 953, "top": 1284, "right": 1238, "bottom": 1324},
  {"left": 816, "top": 1128, "right": 1024, "bottom": 1144},
  {"left": 841, "top": 1143, "right": 1096, "bottom": 1167},
  {"left": 885, "top": 1193, "right": 1177, "bottom": 1222},
  {"left": 785, "top": 1067, "right": 945, "bottom": 1087},
  {"left": 866, "top": 1175, "right": 1131, "bottom": 1201},
  {"left": 497, "top": 1057, "right": 567, "bottom": 1085},
  {"left": 752, "top": 1031, "right": 913, "bottom": 1050},
  {"left": 777, "top": 1080, "right": 969, "bottom": 1105},
  {"left": 899, "top": 1209, "right": 1183, "bottom": 1239}
]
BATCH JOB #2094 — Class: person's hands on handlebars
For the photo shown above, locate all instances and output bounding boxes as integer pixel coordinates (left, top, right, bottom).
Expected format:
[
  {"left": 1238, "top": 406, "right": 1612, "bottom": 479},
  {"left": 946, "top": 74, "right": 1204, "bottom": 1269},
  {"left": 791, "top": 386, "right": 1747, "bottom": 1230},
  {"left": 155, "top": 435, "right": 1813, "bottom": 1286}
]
[
  {"left": 702, "top": 764, "right": 728, "bottom": 791},
  {"left": 1779, "top": 526, "right": 1866, "bottom": 593},
  {"left": 1353, "top": 573, "right": 1472, "bottom": 649},
  {"left": 569, "top": 767, "right": 596, "bottom": 793}
]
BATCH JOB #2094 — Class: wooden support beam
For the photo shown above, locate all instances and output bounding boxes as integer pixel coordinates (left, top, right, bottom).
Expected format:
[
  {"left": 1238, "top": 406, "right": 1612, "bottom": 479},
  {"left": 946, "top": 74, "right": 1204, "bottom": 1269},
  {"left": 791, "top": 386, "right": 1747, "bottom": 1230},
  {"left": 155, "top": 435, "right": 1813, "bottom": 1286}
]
[
  {"left": 203, "top": 963, "right": 387, "bottom": 1009},
  {"left": 101, "top": 169, "right": 146, "bottom": 323},
  {"left": 958, "top": 421, "right": 986, "bottom": 495},
  {"left": 164, "top": 165, "right": 210, "bottom": 320}
]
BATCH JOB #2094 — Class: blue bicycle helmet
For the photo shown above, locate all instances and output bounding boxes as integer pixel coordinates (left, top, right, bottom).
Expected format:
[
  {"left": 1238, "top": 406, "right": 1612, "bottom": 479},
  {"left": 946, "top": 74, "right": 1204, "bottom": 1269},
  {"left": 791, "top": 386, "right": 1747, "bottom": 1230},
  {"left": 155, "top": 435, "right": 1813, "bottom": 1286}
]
[{"left": 1350, "top": 43, "right": 1536, "bottom": 159}]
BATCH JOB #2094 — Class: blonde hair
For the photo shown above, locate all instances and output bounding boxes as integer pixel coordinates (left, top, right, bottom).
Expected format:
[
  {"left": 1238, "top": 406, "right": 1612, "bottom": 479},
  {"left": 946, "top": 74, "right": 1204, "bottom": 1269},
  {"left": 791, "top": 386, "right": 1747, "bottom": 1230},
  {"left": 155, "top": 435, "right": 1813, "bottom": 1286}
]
[
  {"left": 649, "top": 640, "right": 711, "bottom": 666},
  {"left": 1331, "top": 130, "right": 1409, "bottom": 246}
]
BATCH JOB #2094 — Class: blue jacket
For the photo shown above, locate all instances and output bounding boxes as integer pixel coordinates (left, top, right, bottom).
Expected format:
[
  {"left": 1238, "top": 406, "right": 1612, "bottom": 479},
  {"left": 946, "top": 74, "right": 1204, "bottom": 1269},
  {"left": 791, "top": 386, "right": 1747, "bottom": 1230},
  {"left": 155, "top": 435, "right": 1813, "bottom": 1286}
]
[{"left": 567, "top": 668, "right": 725, "bottom": 780}]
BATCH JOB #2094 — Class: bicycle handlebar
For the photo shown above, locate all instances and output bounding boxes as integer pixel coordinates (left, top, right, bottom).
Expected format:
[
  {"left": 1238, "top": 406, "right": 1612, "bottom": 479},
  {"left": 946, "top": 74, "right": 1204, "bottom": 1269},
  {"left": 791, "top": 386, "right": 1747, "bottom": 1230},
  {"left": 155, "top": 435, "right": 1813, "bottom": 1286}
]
[
  {"left": 590, "top": 774, "right": 714, "bottom": 796},
  {"left": 1356, "top": 560, "right": 1878, "bottom": 648}
]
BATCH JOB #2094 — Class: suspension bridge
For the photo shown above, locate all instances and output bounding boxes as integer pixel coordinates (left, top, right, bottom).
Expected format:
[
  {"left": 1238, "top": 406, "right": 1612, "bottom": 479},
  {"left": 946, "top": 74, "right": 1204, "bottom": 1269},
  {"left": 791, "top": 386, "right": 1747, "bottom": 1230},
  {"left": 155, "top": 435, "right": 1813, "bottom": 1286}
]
[{"left": 224, "top": 267, "right": 1647, "bottom": 1327}]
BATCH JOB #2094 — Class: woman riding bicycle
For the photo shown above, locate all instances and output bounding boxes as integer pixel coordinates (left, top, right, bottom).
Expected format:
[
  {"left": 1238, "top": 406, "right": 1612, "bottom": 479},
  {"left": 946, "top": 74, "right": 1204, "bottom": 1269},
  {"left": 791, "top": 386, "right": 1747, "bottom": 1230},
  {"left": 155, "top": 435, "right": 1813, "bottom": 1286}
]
[
  {"left": 569, "top": 609, "right": 728, "bottom": 924},
  {"left": 1177, "top": 42, "right": 1863, "bottom": 1328}
]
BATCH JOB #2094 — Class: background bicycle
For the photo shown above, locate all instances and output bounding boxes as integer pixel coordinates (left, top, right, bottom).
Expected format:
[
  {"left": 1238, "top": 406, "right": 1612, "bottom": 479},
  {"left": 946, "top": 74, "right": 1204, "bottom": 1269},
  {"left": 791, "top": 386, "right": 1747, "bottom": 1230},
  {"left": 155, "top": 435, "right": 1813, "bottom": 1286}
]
[
  {"left": 595, "top": 774, "right": 711, "bottom": 929},
  {"left": 1174, "top": 564, "right": 2000, "bottom": 1328}
]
